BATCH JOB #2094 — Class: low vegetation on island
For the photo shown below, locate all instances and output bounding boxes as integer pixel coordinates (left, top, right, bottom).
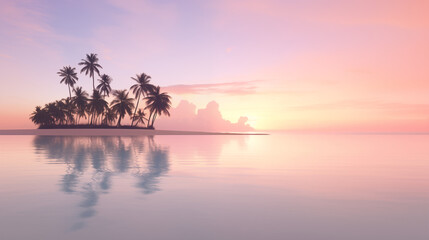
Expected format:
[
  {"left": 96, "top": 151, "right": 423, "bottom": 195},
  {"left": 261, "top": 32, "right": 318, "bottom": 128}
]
[{"left": 30, "top": 53, "right": 171, "bottom": 129}]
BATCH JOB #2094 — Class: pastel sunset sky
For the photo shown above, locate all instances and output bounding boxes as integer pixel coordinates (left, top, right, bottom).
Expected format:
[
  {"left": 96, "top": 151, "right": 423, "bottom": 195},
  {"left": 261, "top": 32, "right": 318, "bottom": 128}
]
[{"left": 1, "top": 0, "right": 429, "bottom": 132}]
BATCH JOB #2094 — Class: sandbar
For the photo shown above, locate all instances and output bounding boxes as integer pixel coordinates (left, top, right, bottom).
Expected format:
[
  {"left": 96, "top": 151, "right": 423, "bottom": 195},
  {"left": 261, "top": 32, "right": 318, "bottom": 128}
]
[{"left": 0, "top": 129, "right": 268, "bottom": 136}]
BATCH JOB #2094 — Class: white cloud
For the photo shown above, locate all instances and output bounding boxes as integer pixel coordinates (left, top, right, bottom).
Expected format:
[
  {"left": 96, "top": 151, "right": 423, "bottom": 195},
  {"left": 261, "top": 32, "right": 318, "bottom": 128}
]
[{"left": 156, "top": 100, "right": 254, "bottom": 132}]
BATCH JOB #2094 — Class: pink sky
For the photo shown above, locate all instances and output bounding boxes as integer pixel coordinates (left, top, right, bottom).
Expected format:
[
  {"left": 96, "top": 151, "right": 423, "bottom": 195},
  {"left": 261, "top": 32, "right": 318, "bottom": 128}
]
[{"left": 0, "top": 0, "right": 429, "bottom": 132}]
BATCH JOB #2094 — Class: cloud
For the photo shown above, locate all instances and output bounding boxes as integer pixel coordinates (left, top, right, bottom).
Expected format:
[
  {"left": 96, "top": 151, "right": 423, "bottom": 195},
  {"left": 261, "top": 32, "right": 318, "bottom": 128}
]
[
  {"left": 156, "top": 100, "right": 254, "bottom": 132},
  {"left": 163, "top": 80, "right": 262, "bottom": 95}
]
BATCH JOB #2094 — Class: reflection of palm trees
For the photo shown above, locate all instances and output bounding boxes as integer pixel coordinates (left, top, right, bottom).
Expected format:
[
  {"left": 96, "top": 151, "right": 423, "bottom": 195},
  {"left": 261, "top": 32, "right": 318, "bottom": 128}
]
[
  {"left": 136, "top": 145, "right": 169, "bottom": 194},
  {"left": 114, "top": 137, "right": 132, "bottom": 172},
  {"left": 32, "top": 135, "right": 170, "bottom": 230},
  {"left": 79, "top": 183, "right": 98, "bottom": 218},
  {"left": 62, "top": 172, "right": 79, "bottom": 193}
]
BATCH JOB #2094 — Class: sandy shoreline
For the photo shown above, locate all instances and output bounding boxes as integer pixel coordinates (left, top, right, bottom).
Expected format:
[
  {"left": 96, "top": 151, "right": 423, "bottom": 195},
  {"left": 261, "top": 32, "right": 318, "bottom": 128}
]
[{"left": 0, "top": 129, "right": 267, "bottom": 136}]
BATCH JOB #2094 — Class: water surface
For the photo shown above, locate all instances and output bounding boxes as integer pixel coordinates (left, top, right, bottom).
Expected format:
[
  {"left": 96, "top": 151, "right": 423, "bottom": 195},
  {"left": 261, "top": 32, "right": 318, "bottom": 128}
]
[{"left": 0, "top": 134, "right": 428, "bottom": 239}]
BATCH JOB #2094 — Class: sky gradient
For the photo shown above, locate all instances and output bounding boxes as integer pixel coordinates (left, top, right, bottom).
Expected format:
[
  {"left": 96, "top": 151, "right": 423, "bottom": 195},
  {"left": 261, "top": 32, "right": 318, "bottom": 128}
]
[{"left": 1, "top": 0, "right": 429, "bottom": 132}]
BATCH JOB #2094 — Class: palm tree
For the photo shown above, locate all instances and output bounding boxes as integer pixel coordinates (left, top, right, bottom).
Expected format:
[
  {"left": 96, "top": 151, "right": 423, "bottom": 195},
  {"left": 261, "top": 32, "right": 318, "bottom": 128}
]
[
  {"left": 102, "top": 107, "right": 117, "bottom": 126},
  {"left": 130, "top": 73, "right": 155, "bottom": 126},
  {"left": 79, "top": 53, "right": 102, "bottom": 91},
  {"left": 88, "top": 90, "right": 108, "bottom": 125},
  {"left": 131, "top": 109, "right": 147, "bottom": 127},
  {"left": 145, "top": 86, "right": 171, "bottom": 128},
  {"left": 97, "top": 74, "right": 112, "bottom": 97},
  {"left": 58, "top": 66, "right": 78, "bottom": 98},
  {"left": 72, "top": 87, "right": 89, "bottom": 124},
  {"left": 111, "top": 90, "right": 134, "bottom": 127},
  {"left": 44, "top": 102, "right": 65, "bottom": 125},
  {"left": 61, "top": 98, "right": 76, "bottom": 125},
  {"left": 55, "top": 100, "right": 69, "bottom": 125},
  {"left": 30, "top": 106, "right": 52, "bottom": 127},
  {"left": 30, "top": 106, "right": 43, "bottom": 125}
]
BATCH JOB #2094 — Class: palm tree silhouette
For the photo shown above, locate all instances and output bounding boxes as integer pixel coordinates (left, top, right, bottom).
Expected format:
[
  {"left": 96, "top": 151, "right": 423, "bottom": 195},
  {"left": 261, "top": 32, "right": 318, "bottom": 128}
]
[
  {"left": 58, "top": 66, "right": 78, "bottom": 98},
  {"left": 88, "top": 90, "right": 108, "bottom": 125},
  {"left": 63, "top": 98, "right": 76, "bottom": 125},
  {"left": 43, "top": 102, "right": 64, "bottom": 125},
  {"left": 72, "top": 87, "right": 89, "bottom": 124},
  {"left": 30, "top": 51, "right": 173, "bottom": 129},
  {"left": 111, "top": 90, "right": 134, "bottom": 127},
  {"left": 131, "top": 109, "right": 147, "bottom": 127},
  {"left": 96, "top": 74, "right": 112, "bottom": 97},
  {"left": 130, "top": 73, "right": 155, "bottom": 126},
  {"left": 79, "top": 53, "right": 102, "bottom": 91},
  {"left": 30, "top": 106, "right": 51, "bottom": 127},
  {"left": 55, "top": 100, "right": 69, "bottom": 125},
  {"left": 102, "top": 107, "right": 117, "bottom": 126},
  {"left": 145, "top": 86, "right": 171, "bottom": 128}
]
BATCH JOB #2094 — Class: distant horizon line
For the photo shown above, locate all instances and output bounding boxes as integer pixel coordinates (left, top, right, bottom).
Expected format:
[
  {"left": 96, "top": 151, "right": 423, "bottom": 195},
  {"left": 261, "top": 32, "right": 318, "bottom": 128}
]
[
  {"left": 272, "top": 130, "right": 429, "bottom": 135},
  {"left": 2, "top": 128, "right": 429, "bottom": 135}
]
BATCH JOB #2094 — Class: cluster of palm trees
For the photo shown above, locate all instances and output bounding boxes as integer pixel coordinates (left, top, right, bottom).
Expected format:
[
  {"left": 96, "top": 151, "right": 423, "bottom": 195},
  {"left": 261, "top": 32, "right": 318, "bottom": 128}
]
[{"left": 30, "top": 53, "right": 171, "bottom": 129}]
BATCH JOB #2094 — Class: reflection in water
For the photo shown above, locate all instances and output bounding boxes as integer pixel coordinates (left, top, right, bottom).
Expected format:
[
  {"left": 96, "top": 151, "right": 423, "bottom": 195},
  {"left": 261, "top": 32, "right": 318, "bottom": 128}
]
[
  {"left": 3, "top": 134, "right": 427, "bottom": 239},
  {"left": 33, "top": 136, "right": 169, "bottom": 230},
  {"left": 137, "top": 144, "right": 169, "bottom": 194}
]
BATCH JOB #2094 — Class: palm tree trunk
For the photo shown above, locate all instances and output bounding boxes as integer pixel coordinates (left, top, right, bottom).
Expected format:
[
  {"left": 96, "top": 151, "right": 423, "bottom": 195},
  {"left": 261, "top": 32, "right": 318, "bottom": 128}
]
[
  {"left": 150, "top": 112, "right": 157, "bottom": 128},
  {"left": 117, "top": 116, "right": 122, "bottom": 127},
  {"left": 68, "top": 85, "right": 72, "bottom": 99},
  {"left": 134, "top": 118, "right": 141, "bottom": 127},
  {"left": 131, "top": 92, "right": 140, "bottom": 126},
  {"left": 90, "top": 112, "right": 94, "bottom": 125},
  {"left": 147, "top": 110, "right": 153, "bottom": 128},
  {"left": 92, "top": 75, "right": 95, "bottom": 91}
]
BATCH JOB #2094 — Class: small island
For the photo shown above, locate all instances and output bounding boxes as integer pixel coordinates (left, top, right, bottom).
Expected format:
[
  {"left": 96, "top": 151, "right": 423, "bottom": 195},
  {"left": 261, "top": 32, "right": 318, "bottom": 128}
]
[{"left": 30, "top": 53, "right": 171, "bottom": 130}]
